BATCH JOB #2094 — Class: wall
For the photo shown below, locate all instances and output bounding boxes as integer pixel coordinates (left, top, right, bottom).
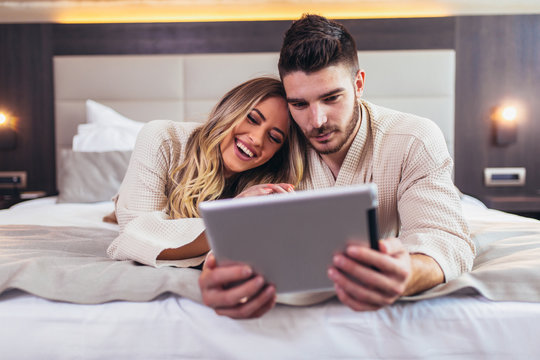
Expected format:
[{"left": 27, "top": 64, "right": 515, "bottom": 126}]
[
  {"left": 454, "top": 15, "right": 540, "bottom": 204},
  {"left": 0, "top": 15, "right": 539, "bottom": 204},
  {"left": 0, "top": 24, "right": 55, "bottom": 194},
  {"left": 0, "top": 17, "right": 452, "bottom": 195}
]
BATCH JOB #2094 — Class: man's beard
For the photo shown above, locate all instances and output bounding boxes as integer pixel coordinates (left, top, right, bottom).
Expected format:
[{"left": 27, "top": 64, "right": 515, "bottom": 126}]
[{"left": 310, "top": 101, "right": 360, "bottom": 155}]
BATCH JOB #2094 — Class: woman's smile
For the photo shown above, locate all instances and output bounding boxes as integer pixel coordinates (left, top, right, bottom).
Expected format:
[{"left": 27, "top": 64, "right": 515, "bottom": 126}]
[{"left": 234, "top": 138, "right": 257, "bottom": 159}]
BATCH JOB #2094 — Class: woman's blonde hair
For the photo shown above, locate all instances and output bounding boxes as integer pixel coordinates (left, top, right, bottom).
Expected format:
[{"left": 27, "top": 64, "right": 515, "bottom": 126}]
[{"left": 168, "top": 77, "right": 308, "bottom": 219}]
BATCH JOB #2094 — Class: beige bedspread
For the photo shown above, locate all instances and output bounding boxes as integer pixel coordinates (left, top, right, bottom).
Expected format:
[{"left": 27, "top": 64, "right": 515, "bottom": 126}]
[
  {"left": 0, "top": 225, "right": 202, "bottom": 304},
  {"left": 1, "top": 207, "right": 540, "bottom": 304},
  {"left": 406, "top": 208, "right": 540, "bottom": 301}
]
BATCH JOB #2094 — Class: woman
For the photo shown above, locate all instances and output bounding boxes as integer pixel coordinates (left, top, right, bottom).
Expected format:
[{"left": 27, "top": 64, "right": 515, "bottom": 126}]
[{"left": 107, "top": 77, "right": 307, "bottom": 267}]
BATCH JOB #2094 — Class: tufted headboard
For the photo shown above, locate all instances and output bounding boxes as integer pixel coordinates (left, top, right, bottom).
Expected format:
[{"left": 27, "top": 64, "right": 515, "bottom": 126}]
[{"left": 54, "top": 50, "right": 455, "bottom": 171}]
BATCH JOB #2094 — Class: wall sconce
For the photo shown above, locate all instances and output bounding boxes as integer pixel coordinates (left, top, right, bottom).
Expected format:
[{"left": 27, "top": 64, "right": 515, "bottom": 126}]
[
  {"left": 0, "top": 112, "right": 17, "bottom": 150},
  {"left": 491, "top": 105, "right": 518, "bottom": 146}
]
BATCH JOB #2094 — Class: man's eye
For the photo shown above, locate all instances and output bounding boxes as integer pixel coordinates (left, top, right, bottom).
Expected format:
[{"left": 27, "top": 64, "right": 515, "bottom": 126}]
[
  {"left": 324, "top": 95, "right": 339, "bottom": 102},
  {"left": 290, "top": 102, "right": 307, "bottom": 109}
]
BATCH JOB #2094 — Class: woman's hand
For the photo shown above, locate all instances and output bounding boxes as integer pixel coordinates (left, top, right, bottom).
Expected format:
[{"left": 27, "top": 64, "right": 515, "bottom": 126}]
[{"left": 235, "top": 183, "right": 295, "bottom": 198}]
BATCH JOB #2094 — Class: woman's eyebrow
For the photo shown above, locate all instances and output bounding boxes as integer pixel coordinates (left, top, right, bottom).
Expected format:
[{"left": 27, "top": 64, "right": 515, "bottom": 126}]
[
  {"left": 252, "top": 108, "right": 265, "bottom": 121},
  {"left": 273, "top": 127, "right": 285, "bottom": 137},
  {"left": 252, "top": 108, "right": 285, "bottom": 137}
]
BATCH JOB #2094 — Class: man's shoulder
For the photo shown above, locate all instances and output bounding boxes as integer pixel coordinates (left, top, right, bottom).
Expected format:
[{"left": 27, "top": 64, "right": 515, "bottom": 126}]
[{"left": 362, "top": 100, "right": 441, "bottom": 140}]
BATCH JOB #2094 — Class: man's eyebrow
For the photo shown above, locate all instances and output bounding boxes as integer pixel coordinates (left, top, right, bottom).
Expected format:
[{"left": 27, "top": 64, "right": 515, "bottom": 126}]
[{"left": 286, "top": 88, "right": 346, "bottom": 103}]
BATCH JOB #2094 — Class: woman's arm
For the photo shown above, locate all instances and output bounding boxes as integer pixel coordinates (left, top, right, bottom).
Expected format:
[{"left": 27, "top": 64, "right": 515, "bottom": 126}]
[
  {"left": 158, "top": 231, "right": 209, "bottom": 260},
  {"left": 108, "top": 121, "right": 207, "bottom": 267}
]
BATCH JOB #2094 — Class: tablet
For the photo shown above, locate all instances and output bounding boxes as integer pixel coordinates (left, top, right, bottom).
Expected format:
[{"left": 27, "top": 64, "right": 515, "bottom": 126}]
[{"left": 199, "top": 183, "right": 379, "bottom": 295}]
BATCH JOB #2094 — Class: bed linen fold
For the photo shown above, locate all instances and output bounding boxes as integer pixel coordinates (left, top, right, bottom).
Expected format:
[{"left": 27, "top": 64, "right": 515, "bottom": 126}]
[
  {"left": 405, "top": 212, "right": 540, "bottom": 302},
  {"left": 1, "top": 212, "right": 540, "bottom": 304},
  {"left": 0, "top": 225, "right": 202, "bottom": 304}
]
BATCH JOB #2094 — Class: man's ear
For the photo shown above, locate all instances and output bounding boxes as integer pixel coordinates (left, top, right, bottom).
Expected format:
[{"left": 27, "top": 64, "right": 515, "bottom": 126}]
[{"left": 354, "top": 70, "right": 366, "bottom": 98}]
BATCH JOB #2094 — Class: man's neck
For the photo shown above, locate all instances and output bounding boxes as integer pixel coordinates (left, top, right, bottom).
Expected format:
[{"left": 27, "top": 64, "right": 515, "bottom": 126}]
[
  {"left": 320, "top": 150, "right": 348, "bottom": 179},
  {"left": 320, "top": 103, "right": 363, "bottom": 179}
]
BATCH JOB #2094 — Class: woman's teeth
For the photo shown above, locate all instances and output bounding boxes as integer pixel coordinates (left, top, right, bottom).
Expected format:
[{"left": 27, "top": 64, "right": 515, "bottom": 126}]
[{"left": 236, "top": 141, "right": 254, "bottom": 158}]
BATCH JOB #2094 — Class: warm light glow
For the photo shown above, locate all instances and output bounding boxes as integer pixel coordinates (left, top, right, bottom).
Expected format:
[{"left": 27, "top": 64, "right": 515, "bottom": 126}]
[
  {"left": 501, "top": 106, "right": 517, "bottom": 122},
  {"left": 0, "top": 113, "right": 6, "bottom": 125},
  {"left": 491, "top": 102, "right": 523, "bottom": 125},
  {"left": 48, "top": 2, "right": 453, "bottom": 23}
]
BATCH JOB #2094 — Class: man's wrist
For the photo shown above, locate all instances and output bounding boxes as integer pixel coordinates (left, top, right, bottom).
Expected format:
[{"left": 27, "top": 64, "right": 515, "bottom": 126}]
[{"left": 403, "top": 254, "right": 444, "bottom": 296}]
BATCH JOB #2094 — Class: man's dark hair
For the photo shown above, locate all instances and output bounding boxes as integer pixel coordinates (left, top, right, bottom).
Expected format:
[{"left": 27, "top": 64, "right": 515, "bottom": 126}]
[{"left": 278, "top": 14, "right": 359, "bottom": 79}]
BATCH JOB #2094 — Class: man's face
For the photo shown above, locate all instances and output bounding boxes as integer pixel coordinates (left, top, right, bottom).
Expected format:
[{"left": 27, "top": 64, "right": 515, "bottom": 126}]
[{"left": 283, "top": 65, "right": 364, "bottom": 155}]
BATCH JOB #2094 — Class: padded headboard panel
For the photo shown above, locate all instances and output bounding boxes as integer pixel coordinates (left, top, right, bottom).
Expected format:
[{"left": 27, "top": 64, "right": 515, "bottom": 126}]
[{"left": 54, "top": 49, "right": 455, "bottom": 161}]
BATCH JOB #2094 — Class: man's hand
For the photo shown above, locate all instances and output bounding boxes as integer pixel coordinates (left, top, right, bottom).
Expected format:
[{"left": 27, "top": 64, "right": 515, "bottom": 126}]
[
  {"left": 328, "top": 238, "right": 444, "bottom": 311},
  {"left": 328, "top": 238, "right": 411, "bottom": 311},
  {"left": 198, "top": 253, "right": 277, "bottom": 319}
]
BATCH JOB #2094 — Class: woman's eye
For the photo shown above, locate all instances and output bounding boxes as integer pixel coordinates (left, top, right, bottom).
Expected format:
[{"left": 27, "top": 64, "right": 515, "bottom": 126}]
[
  {"left": 247, "top": 114, "right": 259, "bottom": 124},
  {"left": 269, "top": 133, "right": 283, "bottom": 144}
]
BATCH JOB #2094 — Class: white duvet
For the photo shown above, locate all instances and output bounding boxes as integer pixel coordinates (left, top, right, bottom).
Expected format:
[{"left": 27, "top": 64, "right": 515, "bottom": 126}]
[{"left": 1, "top": 197, "right": 540, "bottom": 359}]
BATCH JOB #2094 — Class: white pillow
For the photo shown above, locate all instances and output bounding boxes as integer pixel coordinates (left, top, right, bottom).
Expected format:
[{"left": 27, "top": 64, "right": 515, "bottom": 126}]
[
  {"left": 72, "top": 100, "right": 145, "bottom": 152},
  {"left": 73, "top": 123, "right": 142, "bottom": 152},
  {"left": 86, "top": 99, "right": 141, "bottom": 127}
]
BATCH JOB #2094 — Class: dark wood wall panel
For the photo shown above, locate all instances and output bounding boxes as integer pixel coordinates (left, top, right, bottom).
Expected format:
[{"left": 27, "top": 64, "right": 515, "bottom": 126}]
[
  {"left": 0, "top": 24, "right": 55, "bottom": 194},
  {"left": 53, "top": 21, "right": 289, "bottom": 55},
  {"left": 53, "top": 17, "right": 454, "bottom": 56},
  {"left": 455, "top": 15, "right": 540, "bottom": 202},
  {"left": 341, "top": 17, "right": 455, "bottom": 50}
]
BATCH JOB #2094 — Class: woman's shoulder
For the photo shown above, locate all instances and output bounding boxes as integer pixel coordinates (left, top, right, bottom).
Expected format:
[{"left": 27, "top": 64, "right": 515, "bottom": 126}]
[
  {"left": 139, "top": 120, "right": 201, "bottom": 141},
  {"left": 134, "top": 120, "right": 202, "bottom": 150}
]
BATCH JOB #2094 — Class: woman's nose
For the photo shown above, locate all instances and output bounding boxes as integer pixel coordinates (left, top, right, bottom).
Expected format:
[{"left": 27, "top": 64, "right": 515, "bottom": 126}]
[{"left": 250, "top": 127, "right": 265, "bottom": 147}]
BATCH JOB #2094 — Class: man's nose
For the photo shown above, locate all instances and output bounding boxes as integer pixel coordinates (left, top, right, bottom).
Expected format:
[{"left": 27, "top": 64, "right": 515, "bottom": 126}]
[{"left": 310, "top": 104, "right": 327, "bottom": 128}]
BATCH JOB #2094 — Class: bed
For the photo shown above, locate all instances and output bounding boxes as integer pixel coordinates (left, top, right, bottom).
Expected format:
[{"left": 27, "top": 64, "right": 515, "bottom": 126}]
[{"left": 1, "top": 50, "right": 540, "bottom": 359}]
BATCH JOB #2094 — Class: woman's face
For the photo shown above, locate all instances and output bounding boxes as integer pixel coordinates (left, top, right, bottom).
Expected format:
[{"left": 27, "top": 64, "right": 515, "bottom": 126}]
[{"left": 220, "top": 96, "right": 290, "bottom": 177}]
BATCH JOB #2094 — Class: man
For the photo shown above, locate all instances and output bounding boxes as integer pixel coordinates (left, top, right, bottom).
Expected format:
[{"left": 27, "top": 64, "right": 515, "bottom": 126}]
[{"left": 199, "top": 14, "right": 476, "bottom": 319}]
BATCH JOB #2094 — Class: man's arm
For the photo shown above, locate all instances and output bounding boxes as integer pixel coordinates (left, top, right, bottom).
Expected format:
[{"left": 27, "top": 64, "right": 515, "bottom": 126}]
[
  {"left": 328, "top": 238, "right": 443, "bottom": 311},
  {"left": 404, "top": 253, "right": 444, "bottom": 296}
]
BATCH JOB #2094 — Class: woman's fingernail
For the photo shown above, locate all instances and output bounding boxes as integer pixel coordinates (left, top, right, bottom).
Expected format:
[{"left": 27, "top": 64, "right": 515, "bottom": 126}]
[{"left": 243, "top": 267, "right": 253, "bottom": 276}]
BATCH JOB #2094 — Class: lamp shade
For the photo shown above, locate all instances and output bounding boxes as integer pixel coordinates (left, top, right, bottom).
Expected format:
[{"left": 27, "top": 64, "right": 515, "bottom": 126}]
[{"left": 492, "top": 105, "right": 518, "bottom": 146}]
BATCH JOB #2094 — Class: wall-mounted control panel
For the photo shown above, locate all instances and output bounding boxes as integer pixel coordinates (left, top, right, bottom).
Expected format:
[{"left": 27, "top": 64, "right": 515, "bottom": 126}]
[
  {"left": 484, "top": 167, "right": 526, "bottom": 187},
  {"left": 0, "top": 171, "right": 27, "bottom": 189}
]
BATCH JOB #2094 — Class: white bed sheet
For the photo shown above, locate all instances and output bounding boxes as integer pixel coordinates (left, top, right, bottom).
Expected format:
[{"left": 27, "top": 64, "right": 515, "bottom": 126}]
[
  {"left": 0, "top": 196, "right": 117, "bottom": 230},
  {"left": 1, "top": 198, "right": 540, "bottom": 359}
]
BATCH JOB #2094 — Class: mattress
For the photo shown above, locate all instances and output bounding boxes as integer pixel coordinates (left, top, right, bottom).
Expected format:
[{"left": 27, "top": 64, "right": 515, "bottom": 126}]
[{"left": 1, "top": 197, "right": 540, "bottom": 359}]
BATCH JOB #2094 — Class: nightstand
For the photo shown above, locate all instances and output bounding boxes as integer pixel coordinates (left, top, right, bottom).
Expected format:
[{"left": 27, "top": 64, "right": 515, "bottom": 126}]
[
  {"left": 485, "top": 196, "right": 540, "bottom": 220},
  {"left": 0, "top": 195, "right": 20, "bottom": 209},
  {"left": 0, "top": 190, "right": 47, "bottom": 210}
]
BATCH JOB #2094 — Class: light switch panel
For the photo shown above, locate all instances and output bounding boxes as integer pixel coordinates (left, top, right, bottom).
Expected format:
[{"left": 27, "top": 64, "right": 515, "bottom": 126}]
[
  {"left": 484, "top": 167, "right": 526, "bottom": 187},
  {"left": 0, "top": 171, "right": 27, "bottom": 189}
]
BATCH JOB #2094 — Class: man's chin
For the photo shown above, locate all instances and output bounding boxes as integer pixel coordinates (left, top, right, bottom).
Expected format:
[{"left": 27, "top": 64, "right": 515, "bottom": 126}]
[{"left": 309, "top": 140, "right": 342, "bottom": 155}]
